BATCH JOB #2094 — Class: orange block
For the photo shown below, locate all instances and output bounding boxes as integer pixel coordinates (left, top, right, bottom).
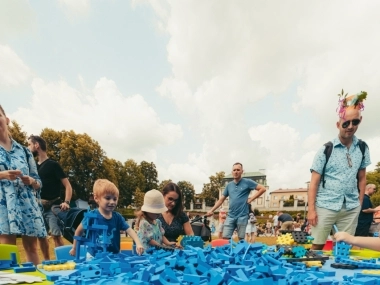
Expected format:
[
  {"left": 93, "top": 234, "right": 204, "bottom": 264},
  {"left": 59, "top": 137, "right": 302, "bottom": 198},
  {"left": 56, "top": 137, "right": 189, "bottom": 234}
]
[
  {"left": 120, "top": 241, "right": 133, "bottom": 250},
  {"left": 211, "top": 239, "right": 229, "bottom": 247}
]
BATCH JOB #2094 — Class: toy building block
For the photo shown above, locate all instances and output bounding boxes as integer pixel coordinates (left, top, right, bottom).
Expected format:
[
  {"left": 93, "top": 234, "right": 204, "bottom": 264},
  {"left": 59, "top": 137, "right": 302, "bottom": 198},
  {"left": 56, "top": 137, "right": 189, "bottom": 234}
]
[
  {"left": 276, "top": 233, "right": 295, "bottom": 246},
  {"left": 291, "top": 231, "right": 309, "bottom": 244},
  {"left": 13, "top": 266, "right": 36, "bottom": 273},
  {"left": 333, "top": 241, "right": 351, "bottom": 257}
]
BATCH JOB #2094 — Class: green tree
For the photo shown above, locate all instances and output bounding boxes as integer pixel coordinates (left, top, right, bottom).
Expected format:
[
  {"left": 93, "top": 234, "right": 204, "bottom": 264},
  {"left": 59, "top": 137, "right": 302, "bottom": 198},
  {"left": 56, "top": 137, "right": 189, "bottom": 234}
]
[
  {"left": 201, "top": 171, "right": 225, "bottom": 206},
  {"left": 177, "top": 181, "right": 195, "bottom": 210},
  {"left": 140, "top": 161, "right": 159, "bottom": 192},
  {"left": 123, "top": 159, "right": 145, "bottom": 207},
  {"left": 8, "top": 120, "right": 27, "bottom": 146},
  {"left": 40, "top": 128, "right": 64, "bottom": 161},
  {"left": 133, "top": 187, "right": 145, "bottom": 209},
  {"left": 51, "top": 130, "right": 107, "bottom": 200},
  {"left": 158, "top": 179, "right": 172, "bottom": 191}
]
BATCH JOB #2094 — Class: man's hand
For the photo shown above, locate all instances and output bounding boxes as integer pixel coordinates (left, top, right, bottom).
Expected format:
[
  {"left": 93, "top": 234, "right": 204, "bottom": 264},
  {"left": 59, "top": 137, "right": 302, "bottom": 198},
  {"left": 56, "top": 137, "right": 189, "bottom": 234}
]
[
  {"left": 205, "top": 211, "right": 214, "bottom": 217},
  {"left": 60, "top": 202, "right": 70, "bottom": 211},
  {"left": 307, "top": 209, "right": 318, "bottom": 227}
]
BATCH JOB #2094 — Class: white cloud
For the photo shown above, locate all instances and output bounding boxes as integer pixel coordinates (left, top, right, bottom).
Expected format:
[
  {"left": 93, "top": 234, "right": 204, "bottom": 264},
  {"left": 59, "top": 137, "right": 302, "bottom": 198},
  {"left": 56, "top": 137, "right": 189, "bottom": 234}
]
[
  {"left": 0, "top": 45, "right": 31, "bottom": 86},
  {"left": 0, "top": 0, "right": 36, "bottom": 41},
  {"left": 10, "top": 77, "right": 183, "bottom": 163},
  {"left": 148, "top": 1, "right": 380, "bottom": 191},
  {"left": 58, "top": 0, "right": 90, "bottom": 18},
  {"left": 159, "top": 163, "right": 209, "bottom": 193}
]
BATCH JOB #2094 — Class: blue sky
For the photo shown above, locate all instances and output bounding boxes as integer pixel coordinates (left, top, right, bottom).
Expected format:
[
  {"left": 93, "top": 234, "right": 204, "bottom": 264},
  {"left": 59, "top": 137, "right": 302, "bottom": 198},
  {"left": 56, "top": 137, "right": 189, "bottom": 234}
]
[{"left": 1, "top": 0, "right": 380, "bottom": 194}]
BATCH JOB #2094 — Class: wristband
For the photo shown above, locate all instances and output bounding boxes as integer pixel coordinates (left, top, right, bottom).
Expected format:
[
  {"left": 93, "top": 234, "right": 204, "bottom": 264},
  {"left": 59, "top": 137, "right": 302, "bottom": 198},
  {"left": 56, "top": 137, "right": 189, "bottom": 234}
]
[{"left": 65, "top": 201, "right": 70, "bottom": 205}]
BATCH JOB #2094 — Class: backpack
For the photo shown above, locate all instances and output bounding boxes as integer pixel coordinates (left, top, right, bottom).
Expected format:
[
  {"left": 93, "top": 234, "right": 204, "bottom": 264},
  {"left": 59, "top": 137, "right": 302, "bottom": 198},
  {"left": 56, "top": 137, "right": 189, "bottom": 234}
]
[{"left": 321, "top": 139, "right": 367, "bottom": 189}]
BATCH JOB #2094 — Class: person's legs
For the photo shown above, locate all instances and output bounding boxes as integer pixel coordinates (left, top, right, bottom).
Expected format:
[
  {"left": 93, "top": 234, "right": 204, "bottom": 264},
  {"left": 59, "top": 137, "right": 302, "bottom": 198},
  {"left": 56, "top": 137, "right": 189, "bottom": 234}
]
[
  {"left": 38, "top": 237, "right": 50, "bottom": 260},
  {"left": 250, "top": 225, "right": 257, "bottom": 243},
  {"left": 0, "top": 234, "right": 16, "bottom": 244},
  {"left": 45, "top": 210, "right": 64, "bottom": 247},
  {"left": 245, "top": 224, "right": 251, "bottom": 242},
  {"left": 222, "top": 217, "right": 236, "bottom": 239},
  {"left": 218, "top": 223, "right": 224, "bottom": 239},
  {"left": 22, "top": 235, "right": 40, "bottom": 265},
  {"left": 311, "top": 206, "right": 338, "bottom": 250}
]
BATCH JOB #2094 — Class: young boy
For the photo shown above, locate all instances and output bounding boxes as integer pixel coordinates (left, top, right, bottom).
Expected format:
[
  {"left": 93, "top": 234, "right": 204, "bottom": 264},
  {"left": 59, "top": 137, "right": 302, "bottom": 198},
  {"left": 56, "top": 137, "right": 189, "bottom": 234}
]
[{"left": 69, "top": 179, "right": 144, "bottom": 256}]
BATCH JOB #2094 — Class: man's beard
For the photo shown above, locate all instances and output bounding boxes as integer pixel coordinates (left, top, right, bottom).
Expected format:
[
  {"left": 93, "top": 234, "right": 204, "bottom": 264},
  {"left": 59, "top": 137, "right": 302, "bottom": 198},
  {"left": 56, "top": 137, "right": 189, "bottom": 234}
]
[{"left": 32, "top": 150, "right": 38, "bottom": 156}]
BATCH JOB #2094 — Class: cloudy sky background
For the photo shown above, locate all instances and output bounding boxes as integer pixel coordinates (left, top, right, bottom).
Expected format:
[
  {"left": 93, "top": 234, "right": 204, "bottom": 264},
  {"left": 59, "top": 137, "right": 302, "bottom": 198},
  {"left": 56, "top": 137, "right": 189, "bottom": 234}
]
[{"left": 1, "top": 0, "right": 380, "bottom": 195}]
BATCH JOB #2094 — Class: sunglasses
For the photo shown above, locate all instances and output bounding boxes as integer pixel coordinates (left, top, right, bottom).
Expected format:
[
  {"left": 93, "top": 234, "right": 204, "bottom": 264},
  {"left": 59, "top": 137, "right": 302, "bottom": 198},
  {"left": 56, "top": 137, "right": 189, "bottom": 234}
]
[
  {"left": 167, "top": 197, "right": 179, "bottom": 203},
  {"left": 342, "top": 119, "right": 361, "bottom": 129}
]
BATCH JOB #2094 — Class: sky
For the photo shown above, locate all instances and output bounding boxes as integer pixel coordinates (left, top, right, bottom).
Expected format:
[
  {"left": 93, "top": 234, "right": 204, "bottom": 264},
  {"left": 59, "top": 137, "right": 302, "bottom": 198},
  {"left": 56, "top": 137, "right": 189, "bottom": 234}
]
[{"left": 1, "top": 0, "right": 380, "bottom": 196}]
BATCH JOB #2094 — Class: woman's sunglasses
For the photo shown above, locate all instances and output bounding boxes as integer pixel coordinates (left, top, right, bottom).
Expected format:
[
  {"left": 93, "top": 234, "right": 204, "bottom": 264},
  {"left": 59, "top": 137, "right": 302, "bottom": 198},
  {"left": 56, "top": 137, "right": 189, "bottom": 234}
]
[{"left": 342, "top": 119, "right": 361, "bottom": 129}]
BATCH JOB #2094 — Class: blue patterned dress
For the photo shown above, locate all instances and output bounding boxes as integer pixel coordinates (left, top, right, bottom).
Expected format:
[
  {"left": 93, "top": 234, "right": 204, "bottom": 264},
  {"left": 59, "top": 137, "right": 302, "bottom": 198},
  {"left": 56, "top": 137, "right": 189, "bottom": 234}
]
[
  {"left": 0, "top": 139, "right": 47, "bottom": 237},
  {"left": 137, "top": 218, "right": 165, "bottom": 250}
]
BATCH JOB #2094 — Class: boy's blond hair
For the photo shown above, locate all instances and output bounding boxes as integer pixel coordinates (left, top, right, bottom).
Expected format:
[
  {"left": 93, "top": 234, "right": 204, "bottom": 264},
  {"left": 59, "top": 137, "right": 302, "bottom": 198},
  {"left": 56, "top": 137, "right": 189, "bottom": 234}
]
[{"left": 93, "top": 179, "right": 119, "bottom": 198}]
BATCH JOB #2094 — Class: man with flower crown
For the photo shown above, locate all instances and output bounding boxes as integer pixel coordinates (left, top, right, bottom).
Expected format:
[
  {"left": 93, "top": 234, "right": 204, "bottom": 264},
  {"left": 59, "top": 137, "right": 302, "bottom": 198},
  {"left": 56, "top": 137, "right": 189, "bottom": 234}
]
[{"left": 307, "top": 90, "right": 371, "bottom": 250}]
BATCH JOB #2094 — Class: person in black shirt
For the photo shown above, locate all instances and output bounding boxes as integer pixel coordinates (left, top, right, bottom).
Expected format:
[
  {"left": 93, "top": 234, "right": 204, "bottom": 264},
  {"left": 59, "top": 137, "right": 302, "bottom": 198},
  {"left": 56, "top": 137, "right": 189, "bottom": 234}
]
[
  {"left": 355, "top": 184, "right": 379, "bottom": 236},
  {"left": 28, "top": 135, "right": 72, "bottom": 260}
]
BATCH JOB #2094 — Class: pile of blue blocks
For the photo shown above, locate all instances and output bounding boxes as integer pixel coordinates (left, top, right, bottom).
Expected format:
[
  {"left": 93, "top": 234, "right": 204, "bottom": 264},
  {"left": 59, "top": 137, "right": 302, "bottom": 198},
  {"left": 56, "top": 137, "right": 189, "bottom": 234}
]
[{"left": 50, "top": 240, "right": 380, "bottom": 285}]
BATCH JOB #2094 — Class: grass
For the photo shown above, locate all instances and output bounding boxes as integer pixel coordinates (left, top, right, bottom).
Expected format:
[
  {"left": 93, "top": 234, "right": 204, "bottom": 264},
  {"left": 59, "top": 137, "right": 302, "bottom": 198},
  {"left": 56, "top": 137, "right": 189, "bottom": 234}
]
[{"left": 16, "top": 235, "right": 277, "bottom": 263}]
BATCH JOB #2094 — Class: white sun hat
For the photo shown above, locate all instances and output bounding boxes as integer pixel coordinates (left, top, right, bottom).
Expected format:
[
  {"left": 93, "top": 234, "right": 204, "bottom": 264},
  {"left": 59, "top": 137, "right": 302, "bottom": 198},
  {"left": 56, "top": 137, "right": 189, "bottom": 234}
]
[{"left": 141, "top": 189, "right": 168, "bottom": 214}]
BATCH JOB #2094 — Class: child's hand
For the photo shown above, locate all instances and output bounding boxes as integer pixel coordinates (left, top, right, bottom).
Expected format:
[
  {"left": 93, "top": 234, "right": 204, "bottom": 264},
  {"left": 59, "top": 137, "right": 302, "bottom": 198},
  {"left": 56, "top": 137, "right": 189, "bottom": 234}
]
[
  {"left": 69, "top": 248, "right": 76, "bottom": 256},
  {"left": 334, "top": 232, "right": 354, "bottom": 244},
  {"left": 167, "top": 241, "right": 177, "bottom": 247},
  {"left": 135, "top": 243, "right": 144, "bottom": 255}
]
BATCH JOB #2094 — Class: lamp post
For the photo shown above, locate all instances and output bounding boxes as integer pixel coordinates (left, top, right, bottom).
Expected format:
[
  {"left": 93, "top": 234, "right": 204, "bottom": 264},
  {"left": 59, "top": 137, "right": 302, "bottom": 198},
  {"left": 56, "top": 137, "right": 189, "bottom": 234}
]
[{"left": 304, "top": 181, "right": 310, "bottom": 220}]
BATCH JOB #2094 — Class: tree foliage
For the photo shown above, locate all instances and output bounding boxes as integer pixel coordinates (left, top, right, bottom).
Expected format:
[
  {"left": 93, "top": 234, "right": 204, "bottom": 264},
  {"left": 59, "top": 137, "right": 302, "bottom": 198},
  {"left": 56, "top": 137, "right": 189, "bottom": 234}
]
[
  {"left": 201, "top": 171, "right": 225, "bottom": 206},
  {"left": 9, "top": 120, "right": 27, "bottom": 146},
  {"left": 158, "top": 179, "right": 172, "bottom": 191},
  {"left": 122, "top": 159, "right": 145, "bottom": 207},
  {"left": 368, "top": 162, "right": 380, "bottom": 207},
  {"left": 140, "top": 161, "right": 159, "bottom": 192},
  {"left": 177, "top": 180, "right": 195, "bottom": 210},
  {"left": 47, "top": 130, "right": 107, "bottom": 200},
  {"left": 133, "top": 187, "right": 145, "bottom": 209}
]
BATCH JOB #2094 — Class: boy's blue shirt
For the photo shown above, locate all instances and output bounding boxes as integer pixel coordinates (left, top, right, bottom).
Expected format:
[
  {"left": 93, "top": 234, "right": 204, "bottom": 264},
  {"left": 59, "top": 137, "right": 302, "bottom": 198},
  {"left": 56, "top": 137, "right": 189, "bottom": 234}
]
[{"left": 86, "top": 209, "right": 129, "bottom": 256}]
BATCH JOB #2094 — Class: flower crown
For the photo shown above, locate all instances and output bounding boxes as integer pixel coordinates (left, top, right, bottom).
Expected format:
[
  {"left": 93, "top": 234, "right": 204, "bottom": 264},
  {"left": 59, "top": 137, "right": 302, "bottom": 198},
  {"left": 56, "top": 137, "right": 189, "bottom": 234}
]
[{"left": 337, "top": 89, "right": 367, "bottom": 119}]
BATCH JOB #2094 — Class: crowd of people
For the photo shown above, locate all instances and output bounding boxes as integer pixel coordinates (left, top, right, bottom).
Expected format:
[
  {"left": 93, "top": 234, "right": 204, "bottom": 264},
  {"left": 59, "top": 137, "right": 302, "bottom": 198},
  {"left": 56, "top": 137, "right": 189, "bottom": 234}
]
[{"left": 1, "top": 89, "right": 379, "bottom": 264}]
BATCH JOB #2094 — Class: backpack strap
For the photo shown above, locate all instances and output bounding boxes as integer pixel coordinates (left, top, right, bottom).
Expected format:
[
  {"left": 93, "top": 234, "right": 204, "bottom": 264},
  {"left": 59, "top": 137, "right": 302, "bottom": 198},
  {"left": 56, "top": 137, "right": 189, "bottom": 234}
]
[
  {"left": 358, "top": 139, "right": 367, "bottom": 163},
  {"left": 356, "top": 139, "right": 367, "bottom": 192},
  {"left": 321, "top": 141, "right": 333, "bottom": 188}
]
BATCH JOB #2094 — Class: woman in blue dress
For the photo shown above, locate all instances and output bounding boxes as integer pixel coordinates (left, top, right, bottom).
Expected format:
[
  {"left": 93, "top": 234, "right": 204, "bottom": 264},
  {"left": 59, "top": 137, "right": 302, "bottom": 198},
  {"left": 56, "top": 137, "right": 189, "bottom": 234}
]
[{"left": 0, "top": 105, "right": 47, "bottom": 264}]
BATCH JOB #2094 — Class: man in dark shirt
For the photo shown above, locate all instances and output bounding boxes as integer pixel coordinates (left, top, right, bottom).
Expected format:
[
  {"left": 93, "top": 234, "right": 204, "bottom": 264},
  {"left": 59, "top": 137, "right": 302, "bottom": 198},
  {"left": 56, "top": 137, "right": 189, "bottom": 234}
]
[
  {"left": 355, "top": 184, "right": 379, "bottom": 237},
  {"left": 278, "top": 211, "right": 294, "bottom": 231},
  {"left": 28, "top": 135, "right": 72, "bottom": 260}
]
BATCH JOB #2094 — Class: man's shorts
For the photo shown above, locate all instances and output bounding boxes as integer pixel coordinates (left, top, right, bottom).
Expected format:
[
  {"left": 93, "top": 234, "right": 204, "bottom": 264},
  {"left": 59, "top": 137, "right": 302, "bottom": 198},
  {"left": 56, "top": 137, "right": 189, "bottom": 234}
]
[
  {"left": 311, "top": 204, "right": 360, "bottom": 245},
  {"left": 223, "top": 216, "right": 248, "bottom": 239},
  {"left": 43, "top": 210, "right": 62, "bottom": 236}
]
